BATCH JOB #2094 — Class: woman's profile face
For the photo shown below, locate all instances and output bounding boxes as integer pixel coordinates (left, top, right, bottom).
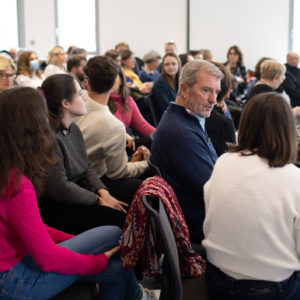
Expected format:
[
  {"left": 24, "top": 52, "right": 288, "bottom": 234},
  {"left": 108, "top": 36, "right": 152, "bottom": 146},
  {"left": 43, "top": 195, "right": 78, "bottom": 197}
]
[
  {"left": 163, "top": 56, "right": 179, "bottom": 78},
  {"left": 123, "top": 55, "right": 136, "bottom": 69},
  {"left": 66, "top": 81, "right": 86, "bottom": 117}
]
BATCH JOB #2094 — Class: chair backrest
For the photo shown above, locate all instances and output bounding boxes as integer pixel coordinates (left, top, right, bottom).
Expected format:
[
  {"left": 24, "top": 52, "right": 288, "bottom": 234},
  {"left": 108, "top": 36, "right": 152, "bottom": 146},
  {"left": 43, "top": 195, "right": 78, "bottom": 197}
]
[
  {"left": 142, "top": 195, "right": 183, "bottom": 300},
  {"left": 146, "top": 95, "right": 158, "bottom": 127},
  {"left": 147, "top": 156, "right": 162, "bottom": 177}
]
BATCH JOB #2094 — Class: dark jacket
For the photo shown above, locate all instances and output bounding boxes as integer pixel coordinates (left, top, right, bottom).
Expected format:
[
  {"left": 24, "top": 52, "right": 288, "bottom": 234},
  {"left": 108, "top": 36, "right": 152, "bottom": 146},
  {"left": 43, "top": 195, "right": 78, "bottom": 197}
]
[
  {"left": 150, "top": 74, "right": 177, "bottom": 123},
  {"left": 206, "top": 106, "right": 236, "bottom": 157},
  {"left": 282, "top": 63, "right": 300, "bottom": 107},
  {"left": 151, "top": 104, "right": 217, "bottom": 243}
]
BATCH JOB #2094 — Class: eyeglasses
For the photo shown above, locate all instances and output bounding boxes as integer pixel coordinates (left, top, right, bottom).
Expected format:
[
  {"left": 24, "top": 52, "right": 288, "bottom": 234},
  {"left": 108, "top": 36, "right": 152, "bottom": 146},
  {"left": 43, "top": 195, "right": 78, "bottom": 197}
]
[{"left": 0, "top": 73, "right": 16, "bottom": 80}]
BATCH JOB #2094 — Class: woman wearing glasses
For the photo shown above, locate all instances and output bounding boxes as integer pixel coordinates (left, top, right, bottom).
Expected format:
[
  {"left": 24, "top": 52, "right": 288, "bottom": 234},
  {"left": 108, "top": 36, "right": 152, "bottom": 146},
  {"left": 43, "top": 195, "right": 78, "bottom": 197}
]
[{"left": 0, "top": 56, "right": 15, "bottom": 91}]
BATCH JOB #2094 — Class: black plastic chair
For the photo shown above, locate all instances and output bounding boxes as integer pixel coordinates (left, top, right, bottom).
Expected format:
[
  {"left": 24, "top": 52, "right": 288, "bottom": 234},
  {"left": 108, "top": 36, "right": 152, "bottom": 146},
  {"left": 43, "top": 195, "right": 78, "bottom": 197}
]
[
  {"left": 142, "top": 195, "right": 183, "bottom": 300},
  {"left": 145, "top": 95, "right": 158, "bottom": 127},
  {"left": 147, "top": 156, "right": 162, "bottom": 177}
]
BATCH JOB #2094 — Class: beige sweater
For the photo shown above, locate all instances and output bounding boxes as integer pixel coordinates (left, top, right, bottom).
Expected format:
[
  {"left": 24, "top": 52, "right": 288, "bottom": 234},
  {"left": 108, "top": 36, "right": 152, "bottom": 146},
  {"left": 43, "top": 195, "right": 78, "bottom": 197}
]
[{"left": 74, "top": 91, "right": 148, "bottom": 180}]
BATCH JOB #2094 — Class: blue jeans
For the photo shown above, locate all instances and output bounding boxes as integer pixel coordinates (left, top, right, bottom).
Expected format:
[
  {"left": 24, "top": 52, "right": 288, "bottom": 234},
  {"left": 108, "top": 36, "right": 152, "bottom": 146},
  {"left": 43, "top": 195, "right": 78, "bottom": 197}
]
[
  {"left": 205, "top": 261, "right": 300, "bottom": 300},
  {"left": 0, "top": 226, "right": 138, "bottom": 300}
]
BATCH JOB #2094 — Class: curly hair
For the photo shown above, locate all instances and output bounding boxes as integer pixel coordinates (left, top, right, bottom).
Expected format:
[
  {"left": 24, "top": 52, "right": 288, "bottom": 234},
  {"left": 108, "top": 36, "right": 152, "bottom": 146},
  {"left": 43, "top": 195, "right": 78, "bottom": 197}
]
[
  {"left": 0, "top": 87, "right": 58, "bottom": 197},
  {"left": 17, "top": 51, "right": 42, "bottom": 79}
]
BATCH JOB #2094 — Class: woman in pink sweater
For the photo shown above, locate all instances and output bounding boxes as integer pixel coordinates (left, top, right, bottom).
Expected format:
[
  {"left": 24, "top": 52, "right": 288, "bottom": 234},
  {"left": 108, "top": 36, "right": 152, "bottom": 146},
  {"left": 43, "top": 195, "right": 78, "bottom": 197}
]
[
  {"left": 0, "top": 87, "right": 156, "bottom": 300},
  {"left": 108, "top": 66, "right": 155, "bottom": 152}
]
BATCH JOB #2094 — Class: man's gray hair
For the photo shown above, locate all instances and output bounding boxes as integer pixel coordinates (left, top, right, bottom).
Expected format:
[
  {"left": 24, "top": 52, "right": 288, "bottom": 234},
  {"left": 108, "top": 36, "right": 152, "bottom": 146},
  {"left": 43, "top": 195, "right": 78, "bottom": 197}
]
[{"left": 179, "top": 59, "right": 223, "bottom": 92}]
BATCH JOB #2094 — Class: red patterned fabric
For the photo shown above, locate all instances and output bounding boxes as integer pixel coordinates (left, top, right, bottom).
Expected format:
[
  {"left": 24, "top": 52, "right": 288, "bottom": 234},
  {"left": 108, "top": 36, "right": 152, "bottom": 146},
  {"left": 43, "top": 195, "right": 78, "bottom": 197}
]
[{"left": 120, "top": 176, "right": 206, "bottom": 277}]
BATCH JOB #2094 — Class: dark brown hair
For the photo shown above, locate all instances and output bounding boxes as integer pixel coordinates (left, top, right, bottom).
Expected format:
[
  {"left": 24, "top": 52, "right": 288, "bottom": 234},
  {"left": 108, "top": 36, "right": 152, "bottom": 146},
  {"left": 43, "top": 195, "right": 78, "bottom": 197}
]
[
  {"left": 226, "top": 45, "right": 244, "bottom": 67},
  {"left": 162, "top": 52, "right": 182, "bottom": 91},
  {"left": 84, "top": 56, "right": 117, "bottom": 94},
  {"left": 108, "top": 65, "right": 129, "bottom": 114},
  {"left": 229, "top": 93, "right": 297, "bottom": 167},
  {"left": 0, "top": 87, "right": 57, "bottom": 196},
  {"left": 211, "top": 61, "right": 232, "bottom": 102},
  {"left": 42, "top": 74, "right": 77, "bottom": 131},
  {"left": 67, "top": 55, "right": 87, "bottom": 72},
  {"left": 120, "top": 50, "right": 134, "bottom": 64}
]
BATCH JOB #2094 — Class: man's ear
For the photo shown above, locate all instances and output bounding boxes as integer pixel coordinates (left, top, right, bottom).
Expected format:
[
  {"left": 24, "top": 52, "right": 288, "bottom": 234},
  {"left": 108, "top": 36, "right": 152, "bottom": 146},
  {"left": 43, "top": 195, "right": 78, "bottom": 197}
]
[
  {"left": 180, "top": 82, "right": 189, "bottom": 99},
  {"left": 61, "top": 99, "right": 69, "bottom": 110}
]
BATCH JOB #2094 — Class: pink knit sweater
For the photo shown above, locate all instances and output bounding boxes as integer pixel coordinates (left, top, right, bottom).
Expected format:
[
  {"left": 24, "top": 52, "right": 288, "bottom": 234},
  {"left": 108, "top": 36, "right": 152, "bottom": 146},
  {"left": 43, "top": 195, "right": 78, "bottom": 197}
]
[
  {"left": 0, "top": 173, "right": 107, "bottom": 275},
  {"left": 110, "top": 94, "right": 155, "bottom": 136}
]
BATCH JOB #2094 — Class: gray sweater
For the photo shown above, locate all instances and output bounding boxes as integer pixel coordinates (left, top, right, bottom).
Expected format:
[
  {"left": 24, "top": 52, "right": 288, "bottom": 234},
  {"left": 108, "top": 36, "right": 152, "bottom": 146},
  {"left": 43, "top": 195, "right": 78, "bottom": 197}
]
[{"left": 44, "top": 123, "right": 106, "bottom": 205}]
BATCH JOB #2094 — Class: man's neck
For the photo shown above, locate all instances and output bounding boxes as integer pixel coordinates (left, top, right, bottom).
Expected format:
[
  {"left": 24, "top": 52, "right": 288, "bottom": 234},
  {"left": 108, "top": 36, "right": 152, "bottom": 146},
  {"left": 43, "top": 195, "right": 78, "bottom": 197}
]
[
  {"left": 87, "top": 89, "right": 110, "bottom": 106},
  {"left": 175, "top": 95, "right": 185, "bottom": 108}
]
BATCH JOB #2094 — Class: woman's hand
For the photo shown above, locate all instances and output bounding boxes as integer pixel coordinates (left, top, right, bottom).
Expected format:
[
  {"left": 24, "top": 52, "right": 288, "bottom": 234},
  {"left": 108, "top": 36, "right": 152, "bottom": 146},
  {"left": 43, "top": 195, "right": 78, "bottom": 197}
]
[
  {"left": 97, "top": 189, "right": 128, "bottom": 213},
  {"left": 104, "top": 246, "right": 120, "bottom": 259},
  {"left": 132, "top": 146, "right": 150, "bottom": 161},
  {"left": 126, "top": 134, "right": 136, "bottom": 151},
  {"left": 140, "top": 82, "right": 152, "bottom": 94}
]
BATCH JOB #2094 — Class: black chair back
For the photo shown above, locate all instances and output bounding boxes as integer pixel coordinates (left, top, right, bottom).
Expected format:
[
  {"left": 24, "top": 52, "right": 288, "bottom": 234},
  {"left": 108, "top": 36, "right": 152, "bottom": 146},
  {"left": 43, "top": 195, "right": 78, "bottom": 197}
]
[{"left": 142, "top": 195, "right": 183, "bottom": 300}]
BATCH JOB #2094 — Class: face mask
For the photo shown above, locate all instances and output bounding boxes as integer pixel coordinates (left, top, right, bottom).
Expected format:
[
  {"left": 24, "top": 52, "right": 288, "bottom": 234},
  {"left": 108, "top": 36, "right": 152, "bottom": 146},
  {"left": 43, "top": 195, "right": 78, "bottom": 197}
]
[{"left": 30, "top": 59, "right": 39, "bottom": 72}]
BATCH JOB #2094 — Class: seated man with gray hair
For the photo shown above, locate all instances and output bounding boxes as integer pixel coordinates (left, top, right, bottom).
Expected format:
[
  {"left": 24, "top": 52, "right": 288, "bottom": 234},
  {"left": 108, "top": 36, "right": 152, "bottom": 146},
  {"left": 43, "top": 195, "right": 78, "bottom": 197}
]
[
  {"left": 151, "top": 59, "right": 222, "bottom": 243},
  {"left": 139, "top": 50, "right": 161, "bottom": 83}
]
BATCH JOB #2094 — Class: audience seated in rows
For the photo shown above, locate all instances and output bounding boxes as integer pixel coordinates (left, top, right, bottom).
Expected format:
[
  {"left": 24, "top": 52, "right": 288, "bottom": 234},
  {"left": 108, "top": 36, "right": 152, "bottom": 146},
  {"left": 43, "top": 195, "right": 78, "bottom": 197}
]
[
  {"left": 203, "top": 93, "right": 300, "bottom": 300},
  {"left": 246, "top": 59, "right": 286, "bottom": 102},
  {"left": 104, "top": 49, "right": 122, "bottom": 65},
  {"left": 0, "top": 56, "right": 15, "bottom": 92},
  {"left": 121, "top": 49, "right": 152, "bottom": 94},
  {"left": 179, "top": 53, "right": 193, "bottom": 67},
  {"left": 74, "top": 56, "right": 150, "bottom": 205},
  {"left": 0, "top": 87, "right": 157, "bottom": 300},
  {"left": 38, "top": 74, "right": 128, "bottom": 235},
  {"left": 205, "top": 62, "right": 236, "bottom": 157},
  {"left": 224, "top": 45, "right": 248, "bottom": 102},
  {"left": 282, "top": 51, "right": 300, "bottom": 107},
  {"left": 189, "top": 50, "right": 202, "bottom": 60},
  {"left": 70, "top": 47, "right": 87, "bottom": 59},
  {"left": 67, "top": 55, "right": 87, "bottom": 89},
  {"left": 138, "top": 50, "right": 161, "bottom": 83},
  {"left": 108, "top": 65, "right": 155, "bottom": 151},
  {"left": 200, "top": 49, "right": 213, "bottom": 62},
  {"left": 115, "top": 41, "right": 144, "bottom": 74},
  {"left": 44, "top": 45, "right": 67, "bottom": 78},
  {"left": 150, "top": 52, "right": 181, "bottom": 123},
  {"left": 15, "top": 50, "right": 43, "bottom": 88},
  {"left": 151, "top": 60, "right": 222, "bottom": 243}
]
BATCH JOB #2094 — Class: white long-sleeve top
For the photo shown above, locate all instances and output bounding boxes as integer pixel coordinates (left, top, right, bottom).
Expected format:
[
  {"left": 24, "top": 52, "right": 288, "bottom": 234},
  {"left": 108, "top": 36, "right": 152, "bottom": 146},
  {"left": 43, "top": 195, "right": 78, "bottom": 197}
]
[
  {"left": 44, "top": 64, "right": 67, "bottom": 78},
  {"left": 203, "top": 152, "right": 300, "bottom": 282},
  {"left": 74, "top": 91, "right": 148, "bottom": 180},
  {"left": 15, "top": 74, "right": 43, "bottom": 89}
]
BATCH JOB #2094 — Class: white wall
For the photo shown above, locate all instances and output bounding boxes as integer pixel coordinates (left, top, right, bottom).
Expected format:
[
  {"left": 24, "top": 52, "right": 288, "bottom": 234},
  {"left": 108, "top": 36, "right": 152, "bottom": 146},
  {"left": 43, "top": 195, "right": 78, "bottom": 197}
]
[
  {"left": 23, "top": 0, "right": 56, "bottom": 59},
  {"left": 20, "top": 0, "right": 290, "bottom": 68},
  {"left": 190, "top": 0, "right": 290, "bottom": 69},
  {"left": 98, "top": 0, "right": 187, "bottom": 58}
]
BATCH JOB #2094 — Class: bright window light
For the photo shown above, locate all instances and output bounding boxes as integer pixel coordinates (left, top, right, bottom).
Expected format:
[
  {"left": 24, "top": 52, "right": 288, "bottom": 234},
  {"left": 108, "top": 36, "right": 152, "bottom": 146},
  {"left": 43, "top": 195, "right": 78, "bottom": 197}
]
[
  {"left": 56, "top": 0, "right": 97, "bottom": 53},
  {"left": 0, "top": 0, "right": 18, "bottom": 50},
  {"left": 293, "top": 0, "right": 300, "bottom": 52}
]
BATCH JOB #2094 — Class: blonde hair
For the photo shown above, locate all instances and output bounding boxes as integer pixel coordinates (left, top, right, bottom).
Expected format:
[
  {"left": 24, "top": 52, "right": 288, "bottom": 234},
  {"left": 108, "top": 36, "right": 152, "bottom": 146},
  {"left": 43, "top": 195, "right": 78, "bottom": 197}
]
[
  {"left": 48, "top": 46, "right": 65, "bottom": 65},
  {"left": 260, "top": 60, "right": 286, "bottom": 81},
  {"left": 0, "top": 56, "right": 15, "bottom": 72}
]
